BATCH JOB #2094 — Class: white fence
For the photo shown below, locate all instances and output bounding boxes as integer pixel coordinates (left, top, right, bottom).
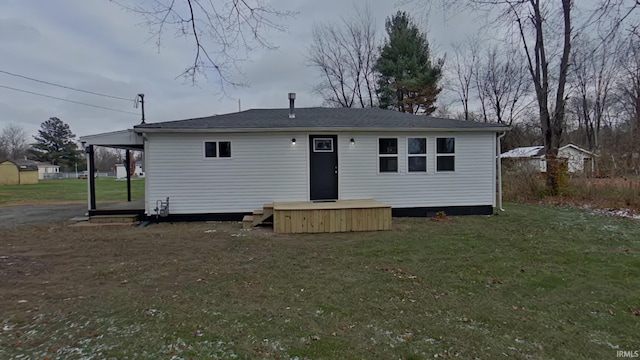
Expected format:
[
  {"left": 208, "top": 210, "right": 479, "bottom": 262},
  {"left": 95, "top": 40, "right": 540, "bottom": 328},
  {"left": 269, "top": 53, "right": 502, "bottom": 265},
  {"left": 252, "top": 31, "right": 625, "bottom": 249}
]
[{"left": 43, "top": 172, "right": 115, "bottom": 180}]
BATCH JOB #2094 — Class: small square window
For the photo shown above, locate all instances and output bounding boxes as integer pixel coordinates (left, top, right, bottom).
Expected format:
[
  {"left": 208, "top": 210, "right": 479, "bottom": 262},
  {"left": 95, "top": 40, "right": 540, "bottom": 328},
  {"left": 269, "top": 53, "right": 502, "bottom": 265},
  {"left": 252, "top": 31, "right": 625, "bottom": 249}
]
[
  {"left": 379, "top": 157, "right": 398, "bottom": 172},
  {"left": 204, "top": 142, "right": 217, "bottom": 158},
  {"left": 408, "top": 156, "right": 426, "bottom": 172},
  {"left": 437, "top": 138, "right": 455, "bottom": 154},
  {"left": 219, "top": 141, "right": 231, "bottom": 157},
  {"left": 379, "top": 138, "right": 398, "bottom": 154},
  {"left": 314, "top": 138, "right": 333, "bottom": 152},
  {"left": 408, "top": 138, "right": 426, "bottom": 154},
  {"left": 437, "top": 156, "right": 455, "bottom": 171}
]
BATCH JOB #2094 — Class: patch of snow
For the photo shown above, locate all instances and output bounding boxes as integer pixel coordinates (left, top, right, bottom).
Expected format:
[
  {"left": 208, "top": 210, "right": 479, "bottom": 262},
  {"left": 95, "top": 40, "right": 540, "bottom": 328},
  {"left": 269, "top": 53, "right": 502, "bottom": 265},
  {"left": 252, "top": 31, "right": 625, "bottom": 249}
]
[{"left": 581, "top": 205, "right": 640, "bottom": 220}]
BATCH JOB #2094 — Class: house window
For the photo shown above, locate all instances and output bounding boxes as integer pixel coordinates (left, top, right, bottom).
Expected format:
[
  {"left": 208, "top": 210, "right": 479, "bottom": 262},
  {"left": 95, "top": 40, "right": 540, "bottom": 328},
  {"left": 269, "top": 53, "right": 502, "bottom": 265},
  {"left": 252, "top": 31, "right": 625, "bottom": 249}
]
[
  {"left": 408, "top": 137, "right": 426, "bottom": 172},
  {"left": 379, "top": 138, "right": 398, "bottom": 173},
  {"left": 436, "top": 137, "right": 455, "bottom": 172},
  {"left": 204, "top": 141, "right": 231, "bottom": 158}
]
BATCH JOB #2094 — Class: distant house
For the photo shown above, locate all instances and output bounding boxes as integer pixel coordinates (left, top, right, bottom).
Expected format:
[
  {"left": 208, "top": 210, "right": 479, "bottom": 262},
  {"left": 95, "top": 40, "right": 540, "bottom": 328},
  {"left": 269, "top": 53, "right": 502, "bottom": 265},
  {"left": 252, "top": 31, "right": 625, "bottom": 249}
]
[
  {"left": 34, "top": 161, "right": 60, "bottom": 180},
  {"left": 501, "top": 144, "right": 595, "bottom": 174},
  {"left": 0, "top": 159, "right": 39, "bottom": 185}
]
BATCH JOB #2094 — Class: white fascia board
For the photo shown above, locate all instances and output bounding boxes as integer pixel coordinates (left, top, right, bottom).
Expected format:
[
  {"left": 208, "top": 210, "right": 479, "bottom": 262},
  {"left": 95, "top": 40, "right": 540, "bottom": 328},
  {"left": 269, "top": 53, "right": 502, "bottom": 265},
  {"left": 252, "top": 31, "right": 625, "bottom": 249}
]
[{"left": 134, "top": 126, "right": 509, "bottom": 134}]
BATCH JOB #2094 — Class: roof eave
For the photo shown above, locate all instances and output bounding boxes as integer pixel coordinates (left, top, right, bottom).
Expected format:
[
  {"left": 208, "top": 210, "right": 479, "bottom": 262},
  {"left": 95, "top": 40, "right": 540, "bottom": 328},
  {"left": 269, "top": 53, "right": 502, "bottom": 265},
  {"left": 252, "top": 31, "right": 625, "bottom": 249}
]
[{"left": 134, "top": 126, "right": 508, "bottom": 134}]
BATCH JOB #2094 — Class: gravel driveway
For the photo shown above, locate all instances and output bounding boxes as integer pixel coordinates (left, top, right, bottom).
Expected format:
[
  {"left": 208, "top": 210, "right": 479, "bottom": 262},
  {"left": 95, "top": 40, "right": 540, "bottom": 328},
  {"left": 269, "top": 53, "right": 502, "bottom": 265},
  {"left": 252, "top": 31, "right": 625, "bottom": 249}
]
[{"left": 0, "top": 204, "right": 87, "bottom": 229}]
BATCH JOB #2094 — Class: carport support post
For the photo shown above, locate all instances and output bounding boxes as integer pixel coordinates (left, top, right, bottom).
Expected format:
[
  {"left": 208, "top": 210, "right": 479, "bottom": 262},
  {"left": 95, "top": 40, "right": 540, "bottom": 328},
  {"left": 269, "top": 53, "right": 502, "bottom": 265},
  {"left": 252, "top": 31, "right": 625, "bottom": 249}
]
[
  {"left": 125, "top": 150, "right": 132, "bottom": 202},
  {"left": 88, "top": 145, "right": 96, "bottom": 211}
]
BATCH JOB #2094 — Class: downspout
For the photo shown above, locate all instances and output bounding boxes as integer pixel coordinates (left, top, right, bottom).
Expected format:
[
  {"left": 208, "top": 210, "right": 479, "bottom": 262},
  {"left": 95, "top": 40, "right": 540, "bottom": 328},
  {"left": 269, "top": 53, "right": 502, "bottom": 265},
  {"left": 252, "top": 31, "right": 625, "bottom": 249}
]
[
  {"left": 497, "top": 131, "right": 507, "bottom": 211},
  {"left": 141, "top": 132, "right": 148, "bottom": 216}
]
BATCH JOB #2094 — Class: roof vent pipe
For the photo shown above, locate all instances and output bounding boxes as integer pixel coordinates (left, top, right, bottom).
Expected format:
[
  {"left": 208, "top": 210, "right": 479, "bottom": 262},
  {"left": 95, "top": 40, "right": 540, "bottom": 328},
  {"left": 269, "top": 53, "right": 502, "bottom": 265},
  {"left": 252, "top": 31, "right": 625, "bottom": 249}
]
[{"left": 288, "top": 92, "right": 296, "bottom": 119}]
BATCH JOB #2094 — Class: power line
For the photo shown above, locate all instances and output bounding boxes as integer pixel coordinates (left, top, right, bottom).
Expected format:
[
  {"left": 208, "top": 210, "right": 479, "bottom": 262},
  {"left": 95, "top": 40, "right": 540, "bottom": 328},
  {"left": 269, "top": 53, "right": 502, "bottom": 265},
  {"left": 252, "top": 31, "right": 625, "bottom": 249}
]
[
  {"left": 0, "top": 84, "right": 140, "bottom": 116},
  {"left": 0, "top": 69, "right": 133, "bottom": 102}
]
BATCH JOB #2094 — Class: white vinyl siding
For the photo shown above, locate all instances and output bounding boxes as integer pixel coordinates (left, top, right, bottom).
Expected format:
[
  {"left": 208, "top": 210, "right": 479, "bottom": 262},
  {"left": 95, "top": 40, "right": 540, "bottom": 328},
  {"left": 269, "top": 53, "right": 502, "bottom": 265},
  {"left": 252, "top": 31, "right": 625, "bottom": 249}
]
[
  {"left": 143, "top": 131, "right": 497, "bottom": 215},
  {"left": 339, "top": 132, "right": 495, "bottom": 207},
  {"left": 145, "top": 133, "right": 308, "bottom": 214}
]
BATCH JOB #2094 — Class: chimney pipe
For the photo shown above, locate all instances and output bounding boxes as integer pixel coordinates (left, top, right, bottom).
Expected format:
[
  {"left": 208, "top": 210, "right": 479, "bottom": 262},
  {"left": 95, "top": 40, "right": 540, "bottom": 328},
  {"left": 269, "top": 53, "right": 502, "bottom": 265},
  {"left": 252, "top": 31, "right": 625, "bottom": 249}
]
[{"left": 288, "top": 92, "right": 296, "bottom": 119}]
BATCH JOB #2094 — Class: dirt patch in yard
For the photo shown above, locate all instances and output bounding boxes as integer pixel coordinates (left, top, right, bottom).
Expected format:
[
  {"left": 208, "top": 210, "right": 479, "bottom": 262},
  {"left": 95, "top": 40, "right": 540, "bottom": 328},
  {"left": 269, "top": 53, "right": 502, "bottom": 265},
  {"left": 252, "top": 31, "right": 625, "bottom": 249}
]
[{"left": 0, "top": 204, "right": 87, "bottom": 229}]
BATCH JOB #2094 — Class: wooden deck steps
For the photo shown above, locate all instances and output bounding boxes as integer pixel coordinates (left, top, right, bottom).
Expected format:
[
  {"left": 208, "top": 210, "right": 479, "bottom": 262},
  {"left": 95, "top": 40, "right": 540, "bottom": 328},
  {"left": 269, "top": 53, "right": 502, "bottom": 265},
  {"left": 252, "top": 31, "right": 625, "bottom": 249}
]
[
  {"left": 241, "top": 200, "right": 391, "bottom": 233},
  {"left": 242, "top": 203, "right": 274, "bottom": 229}
]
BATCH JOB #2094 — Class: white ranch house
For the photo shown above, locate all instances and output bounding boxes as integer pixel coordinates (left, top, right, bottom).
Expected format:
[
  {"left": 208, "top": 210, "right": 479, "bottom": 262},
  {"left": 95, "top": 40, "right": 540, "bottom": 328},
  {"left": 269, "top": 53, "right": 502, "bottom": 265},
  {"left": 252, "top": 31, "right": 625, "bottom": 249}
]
[
  {"left": 80, "top": 105, "right": 508, "bottom": 219},
  {"left": 501, "top": 144, "right": 595, "bottom": 174}
]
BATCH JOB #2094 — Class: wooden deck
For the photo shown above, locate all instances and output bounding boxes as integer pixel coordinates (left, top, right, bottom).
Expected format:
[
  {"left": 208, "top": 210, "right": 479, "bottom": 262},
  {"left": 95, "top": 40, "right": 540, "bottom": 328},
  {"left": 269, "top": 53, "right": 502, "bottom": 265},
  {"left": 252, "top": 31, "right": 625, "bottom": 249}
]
[{"left": 272, "top": 199, "right": 391, "bottom": 234}]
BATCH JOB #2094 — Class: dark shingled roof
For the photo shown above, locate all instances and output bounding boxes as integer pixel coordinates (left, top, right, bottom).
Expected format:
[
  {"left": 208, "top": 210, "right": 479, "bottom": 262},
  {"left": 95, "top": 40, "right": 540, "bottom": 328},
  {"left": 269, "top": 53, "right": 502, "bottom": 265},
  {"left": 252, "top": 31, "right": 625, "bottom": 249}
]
[
  {"left": 134, "top": 107, "right": 507, "bottom": 131},
  {"left": 14, "top": 159, "right": 39, "bottom": 171},
  {"left": 0, "top": 159, "right": 39, "bottom": 171}
]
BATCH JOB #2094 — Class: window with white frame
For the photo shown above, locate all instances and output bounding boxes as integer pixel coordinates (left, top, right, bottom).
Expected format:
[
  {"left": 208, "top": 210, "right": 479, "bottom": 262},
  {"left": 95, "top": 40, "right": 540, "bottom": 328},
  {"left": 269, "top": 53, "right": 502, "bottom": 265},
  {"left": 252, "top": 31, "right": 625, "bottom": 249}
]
[
  {"left": 436, "top": 137, "right": 455, "bottom": 171},
  {"left": 379, "top": 138, "right": 398, "bottom": 173},
  {"left": 407, "top": 137, "right": 426, "bottom": 172},
  {"left": 204, "top": 141, "right": 231, "bottom": 158}
]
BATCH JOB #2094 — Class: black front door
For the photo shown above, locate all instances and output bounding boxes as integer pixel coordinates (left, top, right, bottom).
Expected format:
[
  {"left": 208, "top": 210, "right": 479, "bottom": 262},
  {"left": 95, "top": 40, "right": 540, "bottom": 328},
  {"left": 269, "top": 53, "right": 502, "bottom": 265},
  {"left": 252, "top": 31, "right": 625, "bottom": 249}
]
[{"left": 309, "top": 135, "right": 338, "bottom": 201}]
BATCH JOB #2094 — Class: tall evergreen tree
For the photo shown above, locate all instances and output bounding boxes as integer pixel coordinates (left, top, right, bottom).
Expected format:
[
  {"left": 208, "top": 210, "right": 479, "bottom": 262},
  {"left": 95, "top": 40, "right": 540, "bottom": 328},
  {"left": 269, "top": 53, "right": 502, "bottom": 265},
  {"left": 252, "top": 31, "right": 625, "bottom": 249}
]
[
  {"left": 375, "top": 11, "right": 443, "bottom": 115},
  {"left": 30, "top": 117, "right": 83, "bottom": 172}
]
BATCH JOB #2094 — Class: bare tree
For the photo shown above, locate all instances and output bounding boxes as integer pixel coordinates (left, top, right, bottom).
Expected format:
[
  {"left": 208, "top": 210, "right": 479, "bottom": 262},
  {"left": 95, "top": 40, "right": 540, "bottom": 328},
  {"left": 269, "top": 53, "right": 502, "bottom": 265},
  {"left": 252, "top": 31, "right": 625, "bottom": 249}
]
[
  {"left": 0, "top": 123, "right": 29, "bottom": 160},
  {"left": 408, "top": 0, "right": 640, "bottom": 193},
  {"left": 93, "top": 147, "right": 121, "bottom": 173},
  {"left": 569, "top": 33, "right": 619, "bottom": 152},
  {"left": 112, "top": 0, "right": 295, "bottom": 87},
  {"left": 448, "top": 37, "right": 479, "bottom": 121},
  {"left": 614, "top": 35, "right": 640, "bottom": 129},
  {"left": 307, "top": 5, "right": 379, "bottom": 108},
  {"left": 475, "top": 45, "right": 532, "bottom": 126}
]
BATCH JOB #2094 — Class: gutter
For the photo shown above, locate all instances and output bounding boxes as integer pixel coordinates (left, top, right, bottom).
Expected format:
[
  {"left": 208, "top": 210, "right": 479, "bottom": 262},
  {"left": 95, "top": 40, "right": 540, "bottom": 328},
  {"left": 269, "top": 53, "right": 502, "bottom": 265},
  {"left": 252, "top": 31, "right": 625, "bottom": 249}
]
[{"left": 497, "top": 131, "right": 507, "bottom": 212}]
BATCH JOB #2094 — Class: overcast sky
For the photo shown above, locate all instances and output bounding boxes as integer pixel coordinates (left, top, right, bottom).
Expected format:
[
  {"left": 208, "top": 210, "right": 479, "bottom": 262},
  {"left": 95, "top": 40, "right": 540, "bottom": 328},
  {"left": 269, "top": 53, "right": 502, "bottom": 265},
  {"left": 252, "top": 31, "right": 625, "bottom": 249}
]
[{"left": 0, "top": 0, "right": 479, "bottom": 139}]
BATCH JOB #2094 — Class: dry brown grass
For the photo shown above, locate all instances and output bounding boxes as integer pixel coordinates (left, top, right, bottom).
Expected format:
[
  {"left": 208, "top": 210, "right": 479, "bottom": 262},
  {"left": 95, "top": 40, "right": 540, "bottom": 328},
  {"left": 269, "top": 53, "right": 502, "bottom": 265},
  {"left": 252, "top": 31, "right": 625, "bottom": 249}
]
[{"left": 503, "top": 164, "right": 640, "bottom": 211}]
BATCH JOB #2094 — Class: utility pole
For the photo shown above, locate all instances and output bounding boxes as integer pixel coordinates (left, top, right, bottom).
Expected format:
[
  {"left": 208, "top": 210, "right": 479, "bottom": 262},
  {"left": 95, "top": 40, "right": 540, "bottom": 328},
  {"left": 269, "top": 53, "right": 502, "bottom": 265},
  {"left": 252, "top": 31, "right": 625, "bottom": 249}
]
[{"left": 135, "top": 93, "right": 145, "bottom": 124}]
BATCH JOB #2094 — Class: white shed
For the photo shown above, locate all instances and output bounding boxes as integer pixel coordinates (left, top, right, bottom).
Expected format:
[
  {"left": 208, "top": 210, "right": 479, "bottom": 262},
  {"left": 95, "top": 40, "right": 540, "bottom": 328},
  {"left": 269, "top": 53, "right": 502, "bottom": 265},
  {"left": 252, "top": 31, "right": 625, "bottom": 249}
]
[
  {"left": 116, "top": 163, "right": 144, "bottom": 179},
  {"left": 81, "top": 106, "right": 508, "bottom": 219},
  {"left": 501, "top": 144, "right": 595, "bottom": 174}
]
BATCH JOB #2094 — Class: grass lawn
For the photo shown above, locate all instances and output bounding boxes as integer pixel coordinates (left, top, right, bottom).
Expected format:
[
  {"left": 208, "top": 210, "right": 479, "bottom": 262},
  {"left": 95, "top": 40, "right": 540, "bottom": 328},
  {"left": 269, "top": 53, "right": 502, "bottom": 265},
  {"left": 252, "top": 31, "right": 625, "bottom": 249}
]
[
  {"left": 1, "top": 204, "right": 639, "bottom": 359},
  {"left": 0, "top": 178, "right": 144, "bottom": 206}
]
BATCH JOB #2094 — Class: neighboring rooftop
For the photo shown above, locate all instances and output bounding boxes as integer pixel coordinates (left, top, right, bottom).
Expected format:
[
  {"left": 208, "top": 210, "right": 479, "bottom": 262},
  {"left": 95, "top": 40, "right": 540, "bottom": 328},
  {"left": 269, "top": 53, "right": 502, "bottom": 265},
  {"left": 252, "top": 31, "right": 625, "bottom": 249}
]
[
  {"left": 501, "top": 144, "right": 596, "bottom": 159},
  {"left": 134, "top": 107, "right": 508, "bottom": 132},
  {"left": 0, "top": 159, "right": 39, "bottom": 171},
  {"left": 34, "top": 161, "right": 60, "bottom": 167},
  {"left": 501, "top": 146, "right": 545, "bottom": 158}
]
